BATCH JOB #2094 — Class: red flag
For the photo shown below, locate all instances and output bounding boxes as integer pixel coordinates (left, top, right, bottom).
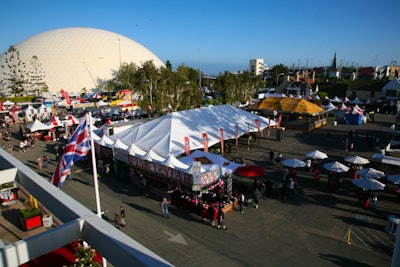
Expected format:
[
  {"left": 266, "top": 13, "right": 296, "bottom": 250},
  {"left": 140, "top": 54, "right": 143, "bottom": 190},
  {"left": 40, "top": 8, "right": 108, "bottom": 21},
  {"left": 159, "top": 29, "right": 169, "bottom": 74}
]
[
  {"left": 184, "top": 136, "right": 190, "bottom": 156},
  {"left": 202, "top": 133, "right": 208, "bottom": 153},
  {"left": 235, "top": 124, "right": 238, "bottom": 150},
  {"left": 219, "top": 128, "right": 224, "bottom": 156},
  {"left": 52, "top": 116, "right": 90, "bottom": 187},
  {"left": 0, "top": 100, "right": 3, "bottom": 111}
]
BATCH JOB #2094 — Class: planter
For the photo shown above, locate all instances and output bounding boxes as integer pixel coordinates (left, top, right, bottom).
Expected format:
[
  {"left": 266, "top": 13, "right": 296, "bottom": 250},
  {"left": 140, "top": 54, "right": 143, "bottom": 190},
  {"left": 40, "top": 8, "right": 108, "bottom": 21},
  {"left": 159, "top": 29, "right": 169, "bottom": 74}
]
[{"left": 19, "top": 208, "right": 43, "bottom": 231}]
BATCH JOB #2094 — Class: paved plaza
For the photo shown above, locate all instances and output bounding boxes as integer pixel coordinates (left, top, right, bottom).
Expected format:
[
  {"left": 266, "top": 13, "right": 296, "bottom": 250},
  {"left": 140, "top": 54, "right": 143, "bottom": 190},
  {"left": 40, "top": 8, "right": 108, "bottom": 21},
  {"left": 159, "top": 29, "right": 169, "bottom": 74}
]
[{"left": 1, "top": 113, "right": 399, "bottom": 266}]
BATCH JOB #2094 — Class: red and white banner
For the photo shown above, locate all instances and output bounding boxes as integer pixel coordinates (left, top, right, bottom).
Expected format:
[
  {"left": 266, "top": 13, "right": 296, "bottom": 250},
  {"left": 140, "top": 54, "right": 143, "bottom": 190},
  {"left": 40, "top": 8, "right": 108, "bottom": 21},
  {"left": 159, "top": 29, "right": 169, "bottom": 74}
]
[
  {"left": 219, "top": 128, "right": 224, "bottom": 156},
  {"left": 235, "top": 124, "right": 238, "bottom": 150},
  {"left": 255, "top": 119, "right": 260, "bottom": 137},
  {"left": 202, "top": 133, "right": 208, "bottom": 153},
  {"left": 184, "top": 136, "right": 190, "bottom": 156},
  {"left": 267, "top": 116, "right": 271, "bottom": 138},
  {"left": 277, "top": 114, "right": 283, "bottom": 127},
  {"left": 60, "top": 89, "right": 71, "bottom": 105}
]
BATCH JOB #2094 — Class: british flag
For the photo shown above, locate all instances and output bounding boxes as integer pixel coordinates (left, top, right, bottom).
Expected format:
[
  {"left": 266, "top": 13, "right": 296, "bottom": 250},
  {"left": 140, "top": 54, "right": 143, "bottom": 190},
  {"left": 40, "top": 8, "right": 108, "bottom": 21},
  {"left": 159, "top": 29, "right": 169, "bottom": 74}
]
[{"left": 52, "top": 115, "right": 90, "bottom": 187}]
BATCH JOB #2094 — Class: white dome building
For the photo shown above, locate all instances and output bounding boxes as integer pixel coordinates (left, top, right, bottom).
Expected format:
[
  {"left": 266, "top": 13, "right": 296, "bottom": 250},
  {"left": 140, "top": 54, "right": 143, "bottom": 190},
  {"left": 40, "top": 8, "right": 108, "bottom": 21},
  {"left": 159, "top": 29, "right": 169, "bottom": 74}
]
[{"left": 0, "top": 27, "right": 165, "bottom": 94}]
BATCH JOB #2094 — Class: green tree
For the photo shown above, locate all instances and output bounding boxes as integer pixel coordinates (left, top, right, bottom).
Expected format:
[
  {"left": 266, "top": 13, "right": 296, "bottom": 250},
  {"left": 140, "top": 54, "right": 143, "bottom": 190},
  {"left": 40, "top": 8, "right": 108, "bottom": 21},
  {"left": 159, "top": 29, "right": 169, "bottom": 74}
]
[
  {"left": 1, "top": 46, "right": 29, "bottom": 96},
  {"left": 165, "top": 60, "right": 172, "bottom": 71},
  {"left": 29, "top": 55, "right": 47, "bottom": 96}
]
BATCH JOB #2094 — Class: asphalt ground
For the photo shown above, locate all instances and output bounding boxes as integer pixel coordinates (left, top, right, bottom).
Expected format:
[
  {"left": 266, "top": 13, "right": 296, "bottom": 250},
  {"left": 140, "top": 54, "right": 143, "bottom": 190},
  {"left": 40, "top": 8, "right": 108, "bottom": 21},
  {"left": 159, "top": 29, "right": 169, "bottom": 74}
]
[{"left": 2, "top": 113, "right": 399, "bottom": 267}]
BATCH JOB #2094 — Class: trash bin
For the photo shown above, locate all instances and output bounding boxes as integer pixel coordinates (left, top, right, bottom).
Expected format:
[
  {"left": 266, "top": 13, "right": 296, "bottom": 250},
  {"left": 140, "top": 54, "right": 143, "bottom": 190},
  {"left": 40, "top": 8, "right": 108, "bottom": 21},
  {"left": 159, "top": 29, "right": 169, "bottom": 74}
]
[{"left": 276, "top": 127, "right": 285, "bottom": 141}]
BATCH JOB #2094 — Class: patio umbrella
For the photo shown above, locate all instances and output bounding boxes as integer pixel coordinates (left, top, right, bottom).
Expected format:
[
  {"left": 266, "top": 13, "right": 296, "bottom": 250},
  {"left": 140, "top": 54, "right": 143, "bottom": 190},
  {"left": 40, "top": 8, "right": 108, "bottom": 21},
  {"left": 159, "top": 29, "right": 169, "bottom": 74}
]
[
  {"left": 323, "top": 161, "right": 349, "bottom": 173},
  {"left": 352, "top": 178, "right": 385, "bottom": 191},
  {"left": 305, "top": 150, "right": 328, "bottom": 160},
  {"left": 235, "top": 165, "right": 265, "bottom": 177},
  {"left": 357, "top": 168, "right": 385, "bottom": 179},
  {"left": 282, "top": 158, "right": 306, "bottom": 168},
  {"left": 344, "top": 155, "right": 370, "bottom": 165},
  {"left": 387, "top": 174, "right": 400, "bottom": 184}
]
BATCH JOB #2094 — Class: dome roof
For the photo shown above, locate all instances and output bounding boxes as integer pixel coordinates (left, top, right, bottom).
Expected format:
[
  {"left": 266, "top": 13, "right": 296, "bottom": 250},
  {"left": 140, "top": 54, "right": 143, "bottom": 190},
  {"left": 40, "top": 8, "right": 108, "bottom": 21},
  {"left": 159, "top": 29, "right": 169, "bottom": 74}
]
[{"left": 0, "top": 27, "right": 165, "bottom": 93}]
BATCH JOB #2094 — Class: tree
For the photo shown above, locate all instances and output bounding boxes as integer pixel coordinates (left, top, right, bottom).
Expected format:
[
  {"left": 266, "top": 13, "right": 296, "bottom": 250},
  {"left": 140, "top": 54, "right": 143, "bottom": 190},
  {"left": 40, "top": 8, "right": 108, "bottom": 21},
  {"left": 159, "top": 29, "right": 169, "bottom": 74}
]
[
  {"left": 165, "top": 60, "right": 172, "bottom": 71},
  {"left": 29, "top": 55, "right": 47, "bottom": 96},
  {"left": 1, "top": 46, "right": 29, "bottom": 96}
]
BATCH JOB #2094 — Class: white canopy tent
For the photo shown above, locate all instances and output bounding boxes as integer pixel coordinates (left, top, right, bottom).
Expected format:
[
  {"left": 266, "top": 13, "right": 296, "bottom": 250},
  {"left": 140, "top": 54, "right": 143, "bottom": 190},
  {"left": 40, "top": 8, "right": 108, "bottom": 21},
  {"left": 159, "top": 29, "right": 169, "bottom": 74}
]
[
  {"left": 26, "top": 119, "right": 53, "bottom": 132},
  {"left": 114, "top": 105, "right": 277, "bottom": 157},
  {"left": 179, "top": 150, "right": 242, "bottom": 175}
]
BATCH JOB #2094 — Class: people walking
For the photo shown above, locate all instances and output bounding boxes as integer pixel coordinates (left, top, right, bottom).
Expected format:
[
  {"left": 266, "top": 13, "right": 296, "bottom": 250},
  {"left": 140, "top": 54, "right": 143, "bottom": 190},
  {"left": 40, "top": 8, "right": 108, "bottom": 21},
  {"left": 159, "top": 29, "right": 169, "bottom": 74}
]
[
  {"left": 36, "top": 155, "right": 43, "bottom": 171},
  {"left": 217, "top": 208, "right": 226, "bottom": 229},
  {"left": 161, "top": 197, "right": 170, "bottom": 218},
  {"left": 119, "top": 206, "right": 126, "bottom": 226},
  {"left": 253, "top": 188, "right": 261, "bottom": 208},
  {"left": 114, "top": 212, "right": 121, "bottom": 229},
  {"left": 238, "top": 193, "right": 245, "bottom": 213}
]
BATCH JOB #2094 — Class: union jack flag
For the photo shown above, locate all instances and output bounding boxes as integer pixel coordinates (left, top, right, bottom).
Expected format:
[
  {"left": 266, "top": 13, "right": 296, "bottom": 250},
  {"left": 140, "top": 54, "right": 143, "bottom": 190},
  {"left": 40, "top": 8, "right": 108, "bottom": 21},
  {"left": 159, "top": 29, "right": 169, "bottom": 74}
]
[{"left": 52, "top": 115, "right": 90, "bottom": 187}]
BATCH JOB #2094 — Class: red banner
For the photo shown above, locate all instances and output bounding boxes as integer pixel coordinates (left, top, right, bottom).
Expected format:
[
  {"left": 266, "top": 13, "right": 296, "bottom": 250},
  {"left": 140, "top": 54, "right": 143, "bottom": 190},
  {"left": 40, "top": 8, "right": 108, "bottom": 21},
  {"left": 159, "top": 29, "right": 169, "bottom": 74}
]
[
  {"left": 235, "top": 124, "right": 238, "bottom": 150},
  {"left": 255, "top": 119, "right": 260, "bottom": 137},
  {"left": 219, "top": 128, "right": 224, "bottom": 156},
  {"left": 202, "top": 133, "right": 208, "bottom": 153},
  {"left": 277, "top": 114, "right": 283, "bottom": 127},
  {"left": 0, "top": 100, "right": 3, "bottom": 111},
  {"left": 184, "top": 136, "right": 190, "bottom": 156}
]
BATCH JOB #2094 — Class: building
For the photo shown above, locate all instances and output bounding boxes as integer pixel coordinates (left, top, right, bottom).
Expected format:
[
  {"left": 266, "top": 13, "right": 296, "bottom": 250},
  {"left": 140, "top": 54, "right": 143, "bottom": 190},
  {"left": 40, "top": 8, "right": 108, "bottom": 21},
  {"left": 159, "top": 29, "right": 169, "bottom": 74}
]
[
  {"left": 249, "top": 59, "right": 265, "bottom": 76},
  {"left": 0, "top": 27, "right": 165, "bottom": 95}
]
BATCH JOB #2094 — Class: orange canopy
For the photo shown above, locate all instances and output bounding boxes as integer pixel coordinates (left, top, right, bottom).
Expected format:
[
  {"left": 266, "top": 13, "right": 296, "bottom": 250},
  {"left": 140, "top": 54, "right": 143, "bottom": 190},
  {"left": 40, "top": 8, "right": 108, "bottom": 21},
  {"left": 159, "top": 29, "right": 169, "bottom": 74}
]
[{"left": 254, "top": 97, "right": 324, "bottom": 115}]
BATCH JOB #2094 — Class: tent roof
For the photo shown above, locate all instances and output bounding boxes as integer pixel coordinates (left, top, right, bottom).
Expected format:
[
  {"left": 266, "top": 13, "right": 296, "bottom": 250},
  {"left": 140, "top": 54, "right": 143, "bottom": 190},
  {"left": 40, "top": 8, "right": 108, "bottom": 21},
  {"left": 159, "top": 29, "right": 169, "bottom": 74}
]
[
  {"left": 3, "top": 100, "right": 15, "bottom": 106},
  {"left": 179, "top": 150, "right": 242, "bottom": 175},
  {"left": 26, "top": 119, "right": 53, "bottom": 132},
  {"left": 115, "top": 105, "right": 276, "bottom": 157},
  {"left": 253, "top": 97, "right": 324, "bottom": 115}
]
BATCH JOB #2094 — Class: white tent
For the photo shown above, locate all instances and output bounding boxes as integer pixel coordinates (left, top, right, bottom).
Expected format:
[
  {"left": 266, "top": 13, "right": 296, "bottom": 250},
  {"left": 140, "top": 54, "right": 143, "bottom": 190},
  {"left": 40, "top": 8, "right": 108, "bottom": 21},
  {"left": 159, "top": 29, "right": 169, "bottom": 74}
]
[
  {"left": 26, "top": 119, "right": 53, "bottom": 132},
  {"left": 2, "top": 100, "right": 15, "bottom": 107},
  {"left": 179, "top": 150, "right": 242, "bottom": 175},
  {"left": 115, "top": 105, "right": 277, "bottom": 157},
  {"left": 330, "top": 96, "right": 342, "bottom": 103}
]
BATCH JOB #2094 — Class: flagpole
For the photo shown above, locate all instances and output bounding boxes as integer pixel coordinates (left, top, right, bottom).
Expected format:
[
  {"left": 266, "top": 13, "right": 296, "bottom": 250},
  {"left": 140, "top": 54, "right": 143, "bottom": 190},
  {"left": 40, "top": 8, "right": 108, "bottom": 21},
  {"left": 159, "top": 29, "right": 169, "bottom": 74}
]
[
  {"left": 88, "top": 112, "right": 102, "bottom": 217},
  {"left": 88, "top": 112, "right": 108, "bottom": 267}
]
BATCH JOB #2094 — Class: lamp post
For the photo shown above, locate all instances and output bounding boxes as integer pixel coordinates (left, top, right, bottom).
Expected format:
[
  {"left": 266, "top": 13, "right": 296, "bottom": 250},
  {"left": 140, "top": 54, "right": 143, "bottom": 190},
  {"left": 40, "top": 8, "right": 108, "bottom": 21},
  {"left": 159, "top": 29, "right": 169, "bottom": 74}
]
[{"left": 276, "top": 73, "right": 284, "bottom": 90}]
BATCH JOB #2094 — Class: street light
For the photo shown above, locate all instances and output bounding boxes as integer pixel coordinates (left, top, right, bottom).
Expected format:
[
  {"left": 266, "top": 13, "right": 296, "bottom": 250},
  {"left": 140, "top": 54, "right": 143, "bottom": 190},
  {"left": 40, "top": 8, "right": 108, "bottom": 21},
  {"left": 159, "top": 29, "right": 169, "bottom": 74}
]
[{"left": 276, "top": 73, "right": 284, "bottom": 90}]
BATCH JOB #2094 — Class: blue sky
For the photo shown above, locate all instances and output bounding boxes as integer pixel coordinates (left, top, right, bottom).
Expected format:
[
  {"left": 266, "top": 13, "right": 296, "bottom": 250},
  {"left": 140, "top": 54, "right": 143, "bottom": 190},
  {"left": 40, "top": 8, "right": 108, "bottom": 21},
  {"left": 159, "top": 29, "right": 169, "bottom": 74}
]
[{"left": 1, "top": 0, "right": 399, "bottom": 75}]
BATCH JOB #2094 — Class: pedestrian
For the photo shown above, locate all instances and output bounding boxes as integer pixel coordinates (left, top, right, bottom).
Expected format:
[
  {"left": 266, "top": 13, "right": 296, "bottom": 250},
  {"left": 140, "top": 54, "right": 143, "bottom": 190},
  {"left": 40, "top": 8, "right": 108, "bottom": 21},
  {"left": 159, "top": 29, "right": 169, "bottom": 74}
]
[
  {"left": 7, "top": 141, "right": 13, "bottom": 154},
  {"left": 238, "top": 193, "right": 245, "bottom": 213},
  {"left": 314, "top": 170, "right": 321, "bottom": 185},
  {"left": 276, "top": 152, "right": 283, "bottom": 165},
  {"left": 114, "top": 212, "right": 121, "bottom": 229},
  {"left": 370, "top": 191, "right": 378, "bottom": 208},
  {"left": 161, "top": 197, "right": 170, "bottom": 218},
  {"left": 253, "top": 188, "right": 261, "bottom": 208},
  {"left": 269, "top": 150, "right": 275, "bottom": 162},
  {"left": 36, "top": 155, "right": 43, "bottom": 171},
  {"left": 66, "top": 170, "right": 72, "bottom": 181},
  {"left": 119, "top": 206, "right": 126, "bottom": 226},
  {"left": 217, "top": 208, "right": 226, "bottom": 229},
  {"left": 42, "top": 155, "right": 49, "bottom": 168}
]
